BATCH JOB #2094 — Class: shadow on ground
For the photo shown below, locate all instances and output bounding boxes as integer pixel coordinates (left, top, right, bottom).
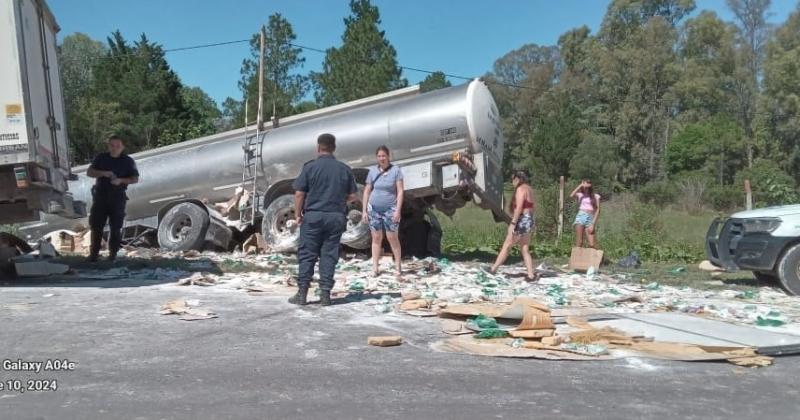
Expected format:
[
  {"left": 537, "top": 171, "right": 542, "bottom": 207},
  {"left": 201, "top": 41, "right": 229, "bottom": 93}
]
[{"left": 0, "top": 255, "right": 249, "bottom": 289}]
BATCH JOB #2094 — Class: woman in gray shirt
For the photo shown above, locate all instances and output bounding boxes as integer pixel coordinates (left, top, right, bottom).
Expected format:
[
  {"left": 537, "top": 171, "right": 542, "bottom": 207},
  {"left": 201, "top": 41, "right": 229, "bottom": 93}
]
[{"left": 362, "top": 145, "right": 404, "bottom": 277}]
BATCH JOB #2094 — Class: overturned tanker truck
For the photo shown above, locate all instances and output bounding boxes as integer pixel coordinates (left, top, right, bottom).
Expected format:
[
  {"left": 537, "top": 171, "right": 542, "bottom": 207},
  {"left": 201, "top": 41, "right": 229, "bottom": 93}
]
[{"left": 19, "top": 79, "right": 509, "bottom": 255}]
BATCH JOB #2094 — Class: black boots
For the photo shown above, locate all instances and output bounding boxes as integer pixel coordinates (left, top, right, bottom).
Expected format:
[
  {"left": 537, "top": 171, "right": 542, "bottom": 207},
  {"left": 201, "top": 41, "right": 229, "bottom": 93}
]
[
  {"left": 319, "top": 290, "right": 332, "bottom": 306},
  {"left": 288, "top": 287, "right": 308, "bottom": 305},
  {"left": 288, "top": 287, "right": 333, "bottom": 306}
]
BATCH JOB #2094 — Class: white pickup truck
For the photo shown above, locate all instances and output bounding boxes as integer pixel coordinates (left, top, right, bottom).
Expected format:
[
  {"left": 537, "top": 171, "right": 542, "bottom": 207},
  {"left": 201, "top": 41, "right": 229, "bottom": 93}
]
[{"left": 707, "top": 205, "right": 800, "bottom": 295}]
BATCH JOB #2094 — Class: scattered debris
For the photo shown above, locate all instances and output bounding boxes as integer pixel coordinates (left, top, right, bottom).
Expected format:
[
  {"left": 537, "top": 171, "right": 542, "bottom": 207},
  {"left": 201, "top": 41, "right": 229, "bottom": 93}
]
[
  {"left": 242, "top": 233, "right": 268, "bottom": 255},
  {"left": 399, "top": 299, "right": 430, "bottom": 311},
  {"left": 159, "top": 298, "right": 218, "bottom": 321},
  {"left": 541, "top": 336, "right": 564, "bottom": 346},
  {"left": 401, "top": 290, "right": 422, "bottom": 301},
  {"left": 368, "top": 336, "right": 403, "bottom": 347},
  {"left": 617, "top": 251, "right": 642, "bottom": 269},
  {"left": 698, "top": 260, "right": 725, "bottom": 272},
  {"left": 32, "top": 246, "right": 800, "bottom": 368},
  {"left": 14, "top": 260, "right": 70, "bottom": 276},
  {"left": 177, "top": 272, "right": 218, "bottom": 287}
]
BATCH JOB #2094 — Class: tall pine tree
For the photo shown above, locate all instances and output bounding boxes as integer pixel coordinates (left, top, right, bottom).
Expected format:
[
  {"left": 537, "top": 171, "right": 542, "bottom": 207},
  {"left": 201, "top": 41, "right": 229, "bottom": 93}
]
[
  {"left": 313, "top": 0, "right": 406, "bottom": 106},
  {"left": 234, "top": 14, "right": 306, "bottom": 127}
]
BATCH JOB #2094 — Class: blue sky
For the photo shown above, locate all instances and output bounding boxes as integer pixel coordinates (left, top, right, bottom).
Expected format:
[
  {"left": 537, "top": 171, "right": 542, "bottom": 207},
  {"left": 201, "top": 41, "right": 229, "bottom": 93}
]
[{"left": 49, "top": 0, "right": 798, "bottom": 106}]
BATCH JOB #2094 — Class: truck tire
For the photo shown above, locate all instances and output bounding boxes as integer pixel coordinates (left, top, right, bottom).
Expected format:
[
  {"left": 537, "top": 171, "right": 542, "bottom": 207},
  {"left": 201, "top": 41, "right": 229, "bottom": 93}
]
[
  {"left": 261, "top": 194, "right": 300, "bottom": 253},
  {"left": 776, "top": 243, "right": 800, "bottom": 296},
  {"left": 426, "top": 210, "right": 442, "bottom": 257},
  {"left": 157, "top": 203, "right": 210, "bottom": 251},
  {"left": 399, "top": 210, "right": 441, "bottom": 258}
]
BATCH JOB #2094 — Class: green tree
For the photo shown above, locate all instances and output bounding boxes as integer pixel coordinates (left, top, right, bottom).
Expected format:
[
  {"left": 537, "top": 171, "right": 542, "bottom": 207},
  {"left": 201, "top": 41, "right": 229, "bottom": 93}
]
[
  {"left": 181, "top": 86, "right": 221, "bottom": 129},
  {"left": 58, "top": 33, "right": 105, "bottom": 111},
  {"left": 419, "top": 71, "right": 451, "bottom": 92},
  {"left": 762, "top": 4, "right": 800, "bottom": 182},
  {"left": 67, "top": 98, "right": 132, "bottom": 164},
  {"left": 727, "top": 0, "right": 772, "bottom": 168},
  {"left": 569, "top": 133, "right": 622, "bottom": 193},
  {"left": 599, "top": 0, "right": 696, "bottom": 46},
  {"left": 485, "top": 43, "right": 559, "bottom": 175},
  {"left": 673, "top": 11, "right": 738, "bottom": 123},
  {"left": 57, "top": 33, "right": 107, "bottom": 164},
  {"left": 237, "top": 14, "right": 307, "bottom": 126},
  {"left": 667, "top": 116, "right": 744, "bottom": 184},
  {"left": 220, "top": 97, "right": 244, "bottom": 131},
  {"left": 513, "top": 90, "right": 585, "bottom": 183},
  {"left": 92, "top": 31, "right": 188, "bottom": 151},
  {"left": 313, "top": 0, "right": 406, "bottom": 106},
  {"left": 593, "top": 16, "right": 683, "bottom": 185},
  {"left": 159, "top": 87, "right": 222, "bottom": 145},
  {"left": 735, "top": 159, "right": 798, "bottom": 206}
]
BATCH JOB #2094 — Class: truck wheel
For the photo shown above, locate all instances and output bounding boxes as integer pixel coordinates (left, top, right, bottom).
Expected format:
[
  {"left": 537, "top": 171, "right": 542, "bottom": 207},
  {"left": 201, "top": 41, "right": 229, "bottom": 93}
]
[
  {"left": 426, "top": 210, "right": 443, "bottom": 257},
  {"left": 776, "top": 243, "right": 800, "bottom": 296},
  {"left": 157, "top": 203, "right": 210, "bottom": 251},
  {"left": 340, "top": 184, "right": 370, "bottom": 250},
  {"left": 261, "top": 194, "right": 299, "bottom": 252}
]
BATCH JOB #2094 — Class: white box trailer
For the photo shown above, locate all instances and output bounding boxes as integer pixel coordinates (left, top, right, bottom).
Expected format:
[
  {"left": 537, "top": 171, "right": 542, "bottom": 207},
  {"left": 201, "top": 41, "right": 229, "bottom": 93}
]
[{"left": 0, "top": 0, "right": 82, "bottom": 224}]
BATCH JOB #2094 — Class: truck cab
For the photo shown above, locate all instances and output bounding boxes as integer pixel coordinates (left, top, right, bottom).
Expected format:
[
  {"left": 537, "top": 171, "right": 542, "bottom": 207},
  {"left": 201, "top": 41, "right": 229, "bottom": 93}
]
[{"left": 707, "top": 205, "right": 800, "bottom": 295}]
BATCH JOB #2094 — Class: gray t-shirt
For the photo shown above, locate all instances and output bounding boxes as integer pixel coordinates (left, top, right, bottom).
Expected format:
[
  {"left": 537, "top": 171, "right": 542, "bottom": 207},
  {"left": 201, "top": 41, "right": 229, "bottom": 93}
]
[{"left": 367, "top": 165, "right": 404, "bottom": 212}]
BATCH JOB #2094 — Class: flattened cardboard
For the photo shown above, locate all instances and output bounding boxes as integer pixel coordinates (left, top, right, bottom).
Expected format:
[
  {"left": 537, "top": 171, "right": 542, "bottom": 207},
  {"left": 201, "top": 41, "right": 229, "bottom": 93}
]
[
  {"left": 438, "top": 297, "right": 550, "bottom": 319},
  {"left": 569, "top": 247, "right": 603, "bottom": 272},
  {"left": 432, "top": 335, "right": 613, "bottom": 360},
  {"left": 368, "top": 336, "right": 403, "bottom": 347},
  {"left": 508, "top": 329, "right": 555, "bottom": 338}
]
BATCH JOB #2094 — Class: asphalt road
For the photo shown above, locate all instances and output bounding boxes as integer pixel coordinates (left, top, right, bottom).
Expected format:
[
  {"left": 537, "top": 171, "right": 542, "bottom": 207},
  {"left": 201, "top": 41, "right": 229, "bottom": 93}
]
[{"left": 1, "top": 275, "right": 799, "bottom": 420}]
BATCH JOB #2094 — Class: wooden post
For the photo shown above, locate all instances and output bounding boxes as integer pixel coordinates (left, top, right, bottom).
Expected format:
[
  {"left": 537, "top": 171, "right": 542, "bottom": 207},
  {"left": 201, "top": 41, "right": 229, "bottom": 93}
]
[
  {"left": 745, "top": 179, "right": 752, "bottom": 210},
  {"left": 256, "top": 25, "right": 266, "bottom": 131},
  {"left": 557, "top": 176, "right": 565, "bottom": 240}
]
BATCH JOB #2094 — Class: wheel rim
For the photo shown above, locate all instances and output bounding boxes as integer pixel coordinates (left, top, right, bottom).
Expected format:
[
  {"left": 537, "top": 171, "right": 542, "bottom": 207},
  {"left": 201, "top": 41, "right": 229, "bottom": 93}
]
[
  {"left": 169, "top": 215, "right": 192, "bottom": 242},
  {"left": 273, "top": 207, "right": 296, "bottom": 236}
]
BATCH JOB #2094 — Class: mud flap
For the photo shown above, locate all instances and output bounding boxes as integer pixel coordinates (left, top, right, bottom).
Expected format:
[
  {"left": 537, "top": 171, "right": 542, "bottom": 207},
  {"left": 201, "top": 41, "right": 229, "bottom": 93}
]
[{"left": 455, "top": 152, "right": 510, "bottom": 224}]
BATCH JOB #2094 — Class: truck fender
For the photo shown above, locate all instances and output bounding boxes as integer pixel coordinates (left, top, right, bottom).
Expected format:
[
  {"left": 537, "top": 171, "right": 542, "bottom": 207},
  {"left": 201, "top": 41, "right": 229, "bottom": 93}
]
[{"left": 260, "top": 168, "right": 369, "bottom": 211}]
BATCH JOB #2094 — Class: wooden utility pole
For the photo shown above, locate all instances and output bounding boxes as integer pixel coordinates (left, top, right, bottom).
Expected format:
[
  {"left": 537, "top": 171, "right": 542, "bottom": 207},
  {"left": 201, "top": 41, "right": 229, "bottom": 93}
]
[
  {"left": 745, "top": 179, "right": 752, "bottom": 210},
  {"left": 256, "top": 25, "right": 266, "bottom": 131},
  {"left": 557, "top": 176, "right": 565, "bottom": 240}
]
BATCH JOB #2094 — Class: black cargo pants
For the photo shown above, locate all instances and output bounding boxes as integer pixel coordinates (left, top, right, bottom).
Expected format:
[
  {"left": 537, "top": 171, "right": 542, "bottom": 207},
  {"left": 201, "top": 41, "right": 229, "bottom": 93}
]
[
  {"left": 297, "top": 211, "right": 347, "bottom": 291},
  {"left": 89, "top": 192, "right": 127, "bottom": 258}
]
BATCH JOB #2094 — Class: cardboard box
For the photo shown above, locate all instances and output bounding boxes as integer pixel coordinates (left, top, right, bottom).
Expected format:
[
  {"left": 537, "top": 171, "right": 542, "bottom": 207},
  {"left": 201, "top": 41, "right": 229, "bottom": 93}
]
[{"left": 569, "top": 247, "right": 603, "bottom": 272}]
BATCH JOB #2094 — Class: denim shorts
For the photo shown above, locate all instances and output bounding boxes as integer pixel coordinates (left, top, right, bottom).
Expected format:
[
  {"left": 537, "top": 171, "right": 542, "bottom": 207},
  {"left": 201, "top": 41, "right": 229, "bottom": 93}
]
[
  {"left": 573, "top": 211, "right": 595, "bottom": 227},
  {"left": 368, "top": 204, "right": 399, "bottom": 232}
]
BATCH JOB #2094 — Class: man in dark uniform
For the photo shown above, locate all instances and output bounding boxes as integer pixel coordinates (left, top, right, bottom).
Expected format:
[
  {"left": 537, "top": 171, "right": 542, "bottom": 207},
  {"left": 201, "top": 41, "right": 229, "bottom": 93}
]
[
  {"left": 289, "top": 133, "right": 358, "bottom": 306},
  {"left": 86, "top": 135, "right": 139, "bottom": 262}
]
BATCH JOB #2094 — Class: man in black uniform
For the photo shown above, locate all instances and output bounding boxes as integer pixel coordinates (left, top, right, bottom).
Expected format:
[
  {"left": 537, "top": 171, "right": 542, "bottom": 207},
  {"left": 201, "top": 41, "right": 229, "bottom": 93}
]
[
  {"left": 289, "top": 133, "right": 358, "bottom": 306},
  {"left": 86, "top": 135, "right": 139, "bottom": 262}
]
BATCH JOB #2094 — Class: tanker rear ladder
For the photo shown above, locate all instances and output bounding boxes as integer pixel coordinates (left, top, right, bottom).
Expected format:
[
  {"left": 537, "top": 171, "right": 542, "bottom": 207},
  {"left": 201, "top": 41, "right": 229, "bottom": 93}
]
[{"left": 239, "top": 120, "right": 264, "bottom": 226}]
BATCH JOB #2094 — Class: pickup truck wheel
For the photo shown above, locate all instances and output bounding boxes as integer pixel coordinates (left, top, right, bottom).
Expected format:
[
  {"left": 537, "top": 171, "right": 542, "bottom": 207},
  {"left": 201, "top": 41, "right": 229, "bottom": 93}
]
[
  {"left": 261, "top": 194, "right": 299, "bottom": 252},
  {"left": 340, "top": 184, "right": 370, "bottom": 250},
  {"left": 776, "top": 243, "right": 800, "bottom": 296},
  {"left": 158, "top": 203, "right": 210, "bottom": 251}
]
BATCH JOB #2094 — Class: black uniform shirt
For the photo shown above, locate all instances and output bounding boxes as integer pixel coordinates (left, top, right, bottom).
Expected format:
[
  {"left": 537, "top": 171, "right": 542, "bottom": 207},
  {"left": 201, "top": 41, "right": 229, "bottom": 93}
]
[
  {"left": 292, "top": 154, "right": 357, "bottom": 214},
  {"left": 89, "top": 152, "right": 139, "bottom": 196}
]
